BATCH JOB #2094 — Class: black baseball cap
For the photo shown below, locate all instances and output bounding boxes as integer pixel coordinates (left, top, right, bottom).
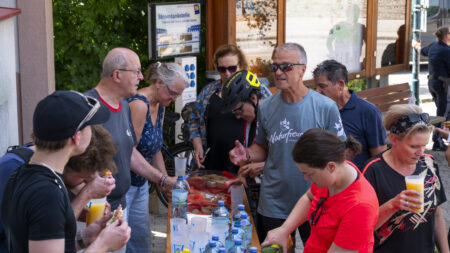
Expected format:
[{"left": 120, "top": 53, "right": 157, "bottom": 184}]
[{"left": 33, "top": 90, "right": 110, "bottom": 141}]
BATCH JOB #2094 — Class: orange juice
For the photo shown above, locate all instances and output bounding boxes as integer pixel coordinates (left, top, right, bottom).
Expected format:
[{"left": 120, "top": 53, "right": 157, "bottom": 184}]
[
  {"left": 405, "top": 176, "right": 424, "bottom": 213},
  {"left": 86, "top": 198, "right": 106, "bottom": 225}
]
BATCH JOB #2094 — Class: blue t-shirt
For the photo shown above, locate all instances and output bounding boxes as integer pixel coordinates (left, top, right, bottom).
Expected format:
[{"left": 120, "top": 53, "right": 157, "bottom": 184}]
[
  {"left": 340, "top": 90, "right": 386, "bottom": 169},
  {"left": 127, "top": 94, "right": 164, "bottom": 187},
  {"left": 256, "top": 89, "right": 346, "bottom": 219}
]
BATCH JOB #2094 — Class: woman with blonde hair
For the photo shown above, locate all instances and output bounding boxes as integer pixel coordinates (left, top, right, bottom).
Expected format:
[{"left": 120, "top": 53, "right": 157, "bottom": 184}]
[{"left": 363, "top": 104, "right": 448, "bottom": 253}]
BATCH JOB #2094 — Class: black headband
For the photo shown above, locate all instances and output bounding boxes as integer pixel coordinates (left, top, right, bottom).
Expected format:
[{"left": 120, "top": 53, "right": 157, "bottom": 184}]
[{"left": 389, "top": 113, "right": 429, "bottom": 134}]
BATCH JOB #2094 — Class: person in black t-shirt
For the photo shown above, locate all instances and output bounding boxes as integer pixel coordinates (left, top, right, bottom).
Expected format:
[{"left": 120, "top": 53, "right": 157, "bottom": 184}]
[
  {"left": 1, "top": 91, "right": 130, "bottom": 253},
  {"left": 363, "top": 104, "right": 448, "bottom": 253}
]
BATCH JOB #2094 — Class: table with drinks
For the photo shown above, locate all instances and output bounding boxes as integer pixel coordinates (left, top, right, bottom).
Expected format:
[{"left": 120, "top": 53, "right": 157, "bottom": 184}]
[{"left": 166, "top": 171, "right": 261, "bottom": 253}]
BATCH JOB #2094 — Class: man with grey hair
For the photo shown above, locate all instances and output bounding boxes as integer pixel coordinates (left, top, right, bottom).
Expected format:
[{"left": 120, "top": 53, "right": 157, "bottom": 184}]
[
  {"left": 230, "top": 43, "right": 346, "bottom": 246},
  {"left": 314, "top": 59, "right": 386, "bottom": 169},
  {"left": 85, "top": 47, "right": 177, "bottom": 253}
]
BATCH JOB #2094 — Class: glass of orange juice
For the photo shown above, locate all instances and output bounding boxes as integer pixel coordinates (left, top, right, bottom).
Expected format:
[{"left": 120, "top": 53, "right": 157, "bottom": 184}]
[
  {"left": 405, "top": 175, "right": 424, "bottom": 213},
  {"left": 86, "top": 197, "right": 106, "bottom": 226}
]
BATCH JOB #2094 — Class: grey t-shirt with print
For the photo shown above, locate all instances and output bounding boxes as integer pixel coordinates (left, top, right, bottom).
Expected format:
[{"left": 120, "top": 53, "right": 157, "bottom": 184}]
[{"left": 256, "top": 89, "right": 346, "bottom": 219}]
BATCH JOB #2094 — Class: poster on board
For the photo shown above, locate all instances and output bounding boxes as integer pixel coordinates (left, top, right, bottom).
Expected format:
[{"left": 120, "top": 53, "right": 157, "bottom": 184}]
[{"left": 149, "top": 2, "right": 201, "bottom": 59}]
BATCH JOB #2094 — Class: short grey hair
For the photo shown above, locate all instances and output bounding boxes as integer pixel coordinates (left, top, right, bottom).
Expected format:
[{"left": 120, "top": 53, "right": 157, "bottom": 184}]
[
  {"left": 101, "top": 52, "right": 128, "bottom": 78},
  {"left": 145, "top": 62, "right": 188, "bottom": 87},
  {"left": 273, "top": 42, "right": 307, "bottom": 65}
]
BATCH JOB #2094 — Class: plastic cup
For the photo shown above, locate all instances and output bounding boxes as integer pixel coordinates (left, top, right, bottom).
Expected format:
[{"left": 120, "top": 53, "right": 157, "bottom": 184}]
[
  {"left": 189, "top": 231, "right": 209, "bottom": 253},
  {"left": 405, "top": 175, "right": 424, "bottom": 212},
  {"left": 171, "top": 231, "right": 189, "bottom": 253},
  {"left": 191, "top": 217, "right": 207, "bottom": 232},
  {"left": 86, "top": 197, "right": 106, "bottom": 226},
  {"left": 171, "top": 218, "right": 187, "bottom": 232},
  {"left": 444, "top": 121, "right": 450, "bottom": 129},
  {"left": 230, "top": 185, "right": 244, "bottom": 213},
  {"left": 175, "top": 157, "right": 187, "bottom": 176}
]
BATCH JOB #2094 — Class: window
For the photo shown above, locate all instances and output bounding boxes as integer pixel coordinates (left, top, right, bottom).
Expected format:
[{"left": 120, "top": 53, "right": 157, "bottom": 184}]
[{"left": 286, "top": 0, "right": 367, "bottom": 80}]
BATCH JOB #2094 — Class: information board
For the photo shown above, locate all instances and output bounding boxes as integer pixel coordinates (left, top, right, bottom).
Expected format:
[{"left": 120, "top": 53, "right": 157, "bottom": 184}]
[{"left": 149, "top": 2, "right": 201, "bottom": 59}]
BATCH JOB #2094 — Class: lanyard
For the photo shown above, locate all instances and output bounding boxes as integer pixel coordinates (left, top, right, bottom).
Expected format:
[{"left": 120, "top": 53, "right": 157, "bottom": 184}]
[
  {"left": 243, "top": 121, "right": 256, "bottom": 147},
  {"left": 30, "top": 160, "right": 67, "bottom": 190}
]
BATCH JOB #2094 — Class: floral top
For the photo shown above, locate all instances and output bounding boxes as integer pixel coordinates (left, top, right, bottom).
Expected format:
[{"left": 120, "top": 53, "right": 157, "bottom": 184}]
[{"left": 127, "top": 94, "right": 164, "bottom": 187}]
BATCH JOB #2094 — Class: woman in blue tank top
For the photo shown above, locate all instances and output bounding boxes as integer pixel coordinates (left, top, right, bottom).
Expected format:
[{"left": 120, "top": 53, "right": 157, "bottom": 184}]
[{"left": 126, "top": 62, "right": 187, "bottom": 253}]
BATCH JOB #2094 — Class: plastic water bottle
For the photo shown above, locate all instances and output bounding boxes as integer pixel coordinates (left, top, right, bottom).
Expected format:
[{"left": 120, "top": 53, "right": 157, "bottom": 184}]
[
  {"left": 211, "top": 235, "right": 225, "bottom": 248},
  {"left": 232, "top": 204, "right": 247, "bottom": 222},
  {"left": 230, "top": 239, "right": 245, "bottom": 253},
  {"left": 172, "top": 176, "right": 188, "bottom": 219},
  {"left": 212, "top": 201, "right": 230, "bottom": 225},
  {"left": 218, "top": 248, "right": 226, "bottom": 253},
  {"left": 204, "top": 241, "right": 219, "bottom": 253},
  {"left": 249, "top": 247, "right": 257, "bottom": 253},
  {"left": 225, "top": 228, "right": 239, "bottom": 251},
  {"left": 240, "top": 214, "right": 252, "bottom": 247}
]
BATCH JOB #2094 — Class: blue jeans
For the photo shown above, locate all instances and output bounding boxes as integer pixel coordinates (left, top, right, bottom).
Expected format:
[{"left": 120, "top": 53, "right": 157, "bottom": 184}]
[{"left": 125, "top": 181, "right": 151, "bottom": 253}]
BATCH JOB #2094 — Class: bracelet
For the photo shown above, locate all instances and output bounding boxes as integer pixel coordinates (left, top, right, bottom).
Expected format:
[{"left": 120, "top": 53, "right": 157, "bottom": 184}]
[
  {"left": 158, "top": 175, "right": 164, "bottom": 187},
  {"left": 77, "top": 231, "right": 87, "bottom": 249},
  {"left": 245, "top": 148, "right": 251, "bottom": 163},
  {"left": 160, "top": 175, "right": 168, "bottom": 187}
]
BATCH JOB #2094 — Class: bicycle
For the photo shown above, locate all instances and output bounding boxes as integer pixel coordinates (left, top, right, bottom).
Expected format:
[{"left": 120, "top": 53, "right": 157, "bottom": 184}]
[{"left": 149, "top": 103, "right": 196, "bottom": 207}]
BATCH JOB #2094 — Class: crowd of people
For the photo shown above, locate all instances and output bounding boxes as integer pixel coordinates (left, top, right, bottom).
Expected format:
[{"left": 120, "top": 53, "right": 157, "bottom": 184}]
[{"left": 0, "top": 26, "right": 449, "bottom": 253}]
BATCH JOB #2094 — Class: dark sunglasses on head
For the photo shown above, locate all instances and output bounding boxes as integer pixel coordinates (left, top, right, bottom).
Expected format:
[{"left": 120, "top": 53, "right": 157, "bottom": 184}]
[
  {"left": 270, "top": 63, "right": 304, "bottom": 72},
  {"left": 70, "top": 90, "right": 100, "bottom": 134},
  {"left": 309, "top": 197, "right": 326, "bottom": 226},
  {"left": 390, "top": 113, "right": 430, "bottom": 135},
  {"left": 217, "top": 65, "right": 238, "bottom": 73}
]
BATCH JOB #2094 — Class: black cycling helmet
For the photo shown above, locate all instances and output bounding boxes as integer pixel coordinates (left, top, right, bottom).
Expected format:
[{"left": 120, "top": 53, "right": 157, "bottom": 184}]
[{"left": 221, "top": 70, "right": 261, "bottom": 113}]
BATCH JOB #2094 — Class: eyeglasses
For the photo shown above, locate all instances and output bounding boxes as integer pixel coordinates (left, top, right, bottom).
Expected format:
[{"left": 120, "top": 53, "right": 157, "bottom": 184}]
[
  {"left": 118, "top": 68, "right": 142, "bottom": 76},
  {"left": 231, "top": 103, "right": 245, "bottom": 115},
  {"left": 217, "top": 65, "right": 238, "bottom": 73},
  {"left": 270, "top": 63, "right": 304, "bottom": 72},
  {"left": 70, "top": 90, "right": 100, "bottom": 135},
  {"left": 309, "top": 197, "right": 326, "bottom": 226},
  {"left": 165, "top": 85, "right": 181, "bottom": 99}
]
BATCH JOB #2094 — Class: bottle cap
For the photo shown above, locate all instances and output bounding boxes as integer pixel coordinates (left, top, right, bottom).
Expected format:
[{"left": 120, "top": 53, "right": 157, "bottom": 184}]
[
  {"left": 218, "top": 200, "right": 225, "bottom": 206},
  {"left": 212, "top": 235, "right": 219, "bottom": 241},
  {"left": 234, "top": 239, "right": 242, "bottom": 245},
  {"left": 177, "top": 176, "right": 183, "bottom": 180},
  {"left": 209, "top": 241, "right": 217, "bottom": 247},
  {"left": 240, "top": 213, "right": 248, "bottom": 219},
  {"left": 238, "top": 204, "right": 245, "bottom": 210},
  {"left": 231, "top": 228, "right": 238, "bottom": 234}
]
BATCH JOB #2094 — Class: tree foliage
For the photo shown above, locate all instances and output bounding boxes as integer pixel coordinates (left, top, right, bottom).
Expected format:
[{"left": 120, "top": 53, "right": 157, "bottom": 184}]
[{"left": 53, "top": 0, "right": 152, "bottom": 91}]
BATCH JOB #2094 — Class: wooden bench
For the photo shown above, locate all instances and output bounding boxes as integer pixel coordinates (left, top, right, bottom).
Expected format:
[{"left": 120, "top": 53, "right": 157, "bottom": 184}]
[{"left": 355, "top": 82, "right": 411, "bottom": 113}]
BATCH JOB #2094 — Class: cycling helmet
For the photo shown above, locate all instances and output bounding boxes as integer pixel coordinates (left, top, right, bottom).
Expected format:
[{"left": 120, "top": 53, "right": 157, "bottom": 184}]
[{"left": 221, "top": 70, "right": 261, "bottom": 113}]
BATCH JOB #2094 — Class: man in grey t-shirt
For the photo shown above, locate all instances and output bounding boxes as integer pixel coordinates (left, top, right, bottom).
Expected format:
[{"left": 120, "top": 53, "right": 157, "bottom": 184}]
[{"left": 230, "top": 43, "right": 346, "bottom": 245}]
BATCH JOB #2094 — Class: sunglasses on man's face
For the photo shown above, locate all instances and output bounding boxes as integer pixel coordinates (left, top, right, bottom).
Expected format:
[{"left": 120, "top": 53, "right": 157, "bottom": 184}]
[
  {"left": 217, "top": 65, "right": 238, "bottom": 73},
  {"left": 270, "top": 63, "right": 304, "bottom": 72}
]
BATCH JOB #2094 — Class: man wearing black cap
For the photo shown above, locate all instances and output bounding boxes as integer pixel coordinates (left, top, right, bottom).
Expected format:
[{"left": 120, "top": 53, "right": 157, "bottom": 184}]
[{"left": 1, "top": 90, "right": 130, "bottom": 253}]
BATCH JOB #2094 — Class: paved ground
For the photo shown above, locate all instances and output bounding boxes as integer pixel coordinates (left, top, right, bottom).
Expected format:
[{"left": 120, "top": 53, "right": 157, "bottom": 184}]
[{"left": 149, "top": 69, "right": 450, "bottom": 252}]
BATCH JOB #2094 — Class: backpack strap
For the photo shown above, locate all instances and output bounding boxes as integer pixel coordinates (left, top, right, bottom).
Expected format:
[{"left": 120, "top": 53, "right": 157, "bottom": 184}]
[{"left": 6, "top": 145, "right": 34, "bottom": 163}]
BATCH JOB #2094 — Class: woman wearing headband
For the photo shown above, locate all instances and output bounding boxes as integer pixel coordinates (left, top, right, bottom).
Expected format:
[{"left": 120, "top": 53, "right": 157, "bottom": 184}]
[
  {"left": 262, "top": 128, "right": 378, "bottom": 253},
  {"left": 126, "top": 62, "right": 187, "bottom": 253},
  {"left": 363, "top": 104, "right": 448, "bottom": 253}
]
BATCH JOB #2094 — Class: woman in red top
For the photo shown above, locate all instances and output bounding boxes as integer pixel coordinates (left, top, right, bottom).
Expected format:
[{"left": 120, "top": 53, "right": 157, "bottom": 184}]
[{"left": 262, "top": 129, "right": 379, "bottom": 253}]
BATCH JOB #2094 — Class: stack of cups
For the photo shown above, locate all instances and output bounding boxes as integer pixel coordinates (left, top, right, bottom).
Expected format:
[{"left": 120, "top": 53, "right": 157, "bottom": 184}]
[
  {"left": 170, "top": 218, "right": 189, "bottom": 253},
  {"left": 175, "top": 157, "right": 187, "bottom": 177},
  {"left": 189, "top": 217, "right": 209, "bottom": 253},
  {"left": 230, "top": 185, "right": 244, "bottom": 213}
]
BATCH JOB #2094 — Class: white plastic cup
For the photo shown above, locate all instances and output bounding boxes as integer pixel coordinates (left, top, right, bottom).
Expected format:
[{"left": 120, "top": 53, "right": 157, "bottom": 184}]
[
  {"left": 191, "top": 217, "right": 207, "bottom": 232},
  {"left": 171, "top": 231, "right": 189, "bottom": 253},
  {"left": 170, "top": 218, "right": 187, "bottom": 232},
  {"left": 175, "top": 157, "right": 187, "bottom": 176},
  {"left": 230, "top": 185, "right": 244, "bottom": 213},
  {"left": 189, "top": 231, "right": 209, "bottom": 253}
]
